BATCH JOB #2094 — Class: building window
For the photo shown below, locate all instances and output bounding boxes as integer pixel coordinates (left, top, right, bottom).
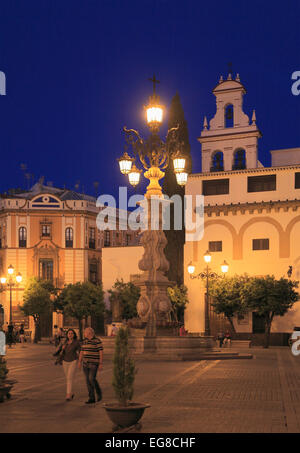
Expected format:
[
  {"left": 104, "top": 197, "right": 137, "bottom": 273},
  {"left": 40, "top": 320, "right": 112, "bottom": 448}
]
[
  {"left": 232, "top": 149, "right": 246, "bottom": 170},
  {"left": 65, "top": 227, "right": 73, "bottom": 248},
  {"left": 89, "top": 262, "right": 98, "bottom": 283},
  {"left": 210, "top": 151, "right": 224, "bottom": 172},
  {"left": 252, "top": 239, "right": 269, "bottom": 250},
  {"left": 41, "top": 224, "right": 51, "bottom": 237},
  {"left": 209, "top": 241, "right": 222, "bottom": 252},
  {"left": 19, "top": 227, "right": 27, "bottom": 248},
  {"left": 295, "top": 172, "right": 300, "bottom": 189},
  {"left": 224, "top": 104, "right": 234, "bottom": 128},
  {"left": 247, "top": 175, "right": 276, "bottom": 192},
  {"left": 202, "top": 178, "right": 229, "bottom": 196},
  {"left": 39, "top": 259, "right": 53, "bottom": 281},
  {"left": 104, "top": 230, "right": 110, "bottom": 247},
  {"left": 89, "top": 228, "right": 95, "bottom": 249}
]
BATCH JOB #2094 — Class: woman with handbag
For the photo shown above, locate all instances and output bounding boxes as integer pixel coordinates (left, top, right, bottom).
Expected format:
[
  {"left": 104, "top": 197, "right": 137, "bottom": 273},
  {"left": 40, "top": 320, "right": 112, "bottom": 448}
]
[{"left": 58, "top": 329, "right": 81, "bottom": 401}]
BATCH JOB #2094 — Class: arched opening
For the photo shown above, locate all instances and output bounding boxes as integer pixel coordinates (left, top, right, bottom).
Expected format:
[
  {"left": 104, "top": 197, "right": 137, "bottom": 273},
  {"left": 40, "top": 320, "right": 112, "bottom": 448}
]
[
  {"left": 19, "top": 227, "right": 27, "bottom": 248},
  {"left": 210, "top": 151, "right": 224, "bottom": 172},
  {"left": 224, "top": 104, "right": 234, "bottom": 128},
  {"left": 65, "top": 227, "right": 73, "bottom": 248},
  {"left": 233, "top": 148, "right": 246, "bottom": 170}
]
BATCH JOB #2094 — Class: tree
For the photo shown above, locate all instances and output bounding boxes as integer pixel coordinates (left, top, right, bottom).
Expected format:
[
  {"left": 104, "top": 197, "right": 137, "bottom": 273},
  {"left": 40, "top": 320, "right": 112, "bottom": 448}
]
[
  {"left": 108, "top": 280, "right": 140, "bottom": 321},
  {"left": 56, "top": 282, "right": 104, "bottom": 340},
  {"left": 209, "top": 275, "right": 250, "bottom": 333},
  {"left": 20, "top": 277, "right": 56, "bottom": 343},
  {"left": 241, "top": 275, "right": 299, "bottom": 348},
  {"left": 167, "top": 285, "right": 189, "bottom": 322},
  {"left": 162, "top": 93, "right": 192, "bottom": 286},
  {"left": 112, "top": 327, "right": 136, "bottom": 406}
]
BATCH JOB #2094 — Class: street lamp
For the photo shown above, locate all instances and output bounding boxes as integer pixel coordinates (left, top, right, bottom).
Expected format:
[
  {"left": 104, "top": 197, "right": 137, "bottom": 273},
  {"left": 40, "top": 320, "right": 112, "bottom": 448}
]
[
  {"left": 187, "top": 253, "right": 229, "bottom": 336},
  {"left": 1, "top": 265, "right": 22, "bottom": 324},
  {"left": 118, "top": 75, "right": 189, "bottom": 336}
]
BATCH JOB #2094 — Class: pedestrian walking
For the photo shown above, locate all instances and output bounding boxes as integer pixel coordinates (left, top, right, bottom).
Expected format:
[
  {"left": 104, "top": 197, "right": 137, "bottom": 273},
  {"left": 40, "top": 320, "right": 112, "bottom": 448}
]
[
  {"left": 53, "top": 325, "right": 60, "bottom": 346},
  {"left": 57, "top": 327, "right": 66, "bottom": 344},
  {"left": 6, "top": 323, "right": 14, "bottom": 348},
  {"left": 78, "top": 327, "right": 103, "bottom": 405},
  {"left": 19, "top": 324, "right": 25, "bottom": 347},
  {"left": 179, "top": 323, "right": 187, "bottom": 337},
  {"left": 59, "top": 329, "right": 81, "bottom": 401},
  {"left": 110, "top": 324, "right": 118, "bottom": 337}
]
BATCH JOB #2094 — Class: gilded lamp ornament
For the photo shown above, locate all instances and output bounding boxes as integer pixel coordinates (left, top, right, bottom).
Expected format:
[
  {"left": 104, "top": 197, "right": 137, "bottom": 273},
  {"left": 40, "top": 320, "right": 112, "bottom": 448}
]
[{"left": 118, "top": 76, "right": 189, "bottom": 336}]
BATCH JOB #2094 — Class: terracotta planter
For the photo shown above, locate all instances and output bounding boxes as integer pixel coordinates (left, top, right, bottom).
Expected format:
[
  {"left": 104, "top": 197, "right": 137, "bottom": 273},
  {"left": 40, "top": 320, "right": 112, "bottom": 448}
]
[{"left": 103, "top": 402, "right": 150, "bottom": 428}]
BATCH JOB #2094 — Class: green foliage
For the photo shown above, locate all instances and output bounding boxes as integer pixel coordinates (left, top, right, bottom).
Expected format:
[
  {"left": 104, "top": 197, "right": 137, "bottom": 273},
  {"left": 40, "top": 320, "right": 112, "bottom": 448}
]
[
  {"left": 0, "top": 357, "right": 8, "bottom": 384},
  {"left": 112, "top": 327, "right": 136, "bottom": 406},
  {"left": 21, "top": 277, "right": 56, "bottom": 321},
  {"left": 56, "top": 281, "right": 105, "bottom": 339},
  {"left": 108, "top": 280, "right": 140, "bottom": 320},
  {"left": 167, "top": 285, "right": 189, "bottom": 321},
  {"left": 241, "top": 275, "right": 299, "bottom": 317},
  {"left": 209, "top": 275, "right": 250, "bottom": 332}
]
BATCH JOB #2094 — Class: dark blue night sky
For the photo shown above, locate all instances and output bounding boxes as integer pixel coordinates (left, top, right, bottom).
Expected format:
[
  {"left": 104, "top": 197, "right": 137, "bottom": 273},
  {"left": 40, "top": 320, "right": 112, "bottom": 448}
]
[{"left": 0, "top": 0, "right": 299, "bottom": 202}]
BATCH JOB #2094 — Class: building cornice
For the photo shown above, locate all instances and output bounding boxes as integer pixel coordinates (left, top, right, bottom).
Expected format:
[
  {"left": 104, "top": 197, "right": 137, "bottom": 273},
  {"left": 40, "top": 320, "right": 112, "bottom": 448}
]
[
  {"left": 203, "top": 198, "right": 300, "bottom": 217},
  {"left": 189, "top": 164, "right": 300, "bottom": 179},
  {"left": 198, "top": 129, "right": 262, "bottom": 143}
]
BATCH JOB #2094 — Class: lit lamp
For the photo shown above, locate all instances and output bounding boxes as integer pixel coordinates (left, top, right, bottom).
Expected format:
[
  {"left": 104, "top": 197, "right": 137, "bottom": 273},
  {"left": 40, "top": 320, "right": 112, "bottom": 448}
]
[
  {"left": 128, "top": 163, "right": 142, "bottom": 187},
  {"left": 204, "top": 251, "right": 212, "bottom": 263},
  {"left": 146, "top": 95, "right": 163, "bottom": 131},
  {"left": 118, "top": 152, "right": 134, "bottom": 175},
  {"left": 187, "top": 262, "right": 195, "bottom": 275},
  {"left": 176, "top": 172, "right": 188, "bottom": 187},
  {"left": 1, "top": 264, "right": 23, "bottom": 324},
  {"left": 221, "top": 260, "right": 229, "bottom": 274},
  {"left": 187, "top": 253, "right": 229, "bottom": 337}
]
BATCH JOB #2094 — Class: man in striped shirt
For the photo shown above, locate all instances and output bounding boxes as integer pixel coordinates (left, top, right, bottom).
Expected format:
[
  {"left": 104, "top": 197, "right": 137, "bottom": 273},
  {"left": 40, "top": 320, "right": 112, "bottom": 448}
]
[{"left": 78, "top": 327, "right": 103, "bottom": 404}]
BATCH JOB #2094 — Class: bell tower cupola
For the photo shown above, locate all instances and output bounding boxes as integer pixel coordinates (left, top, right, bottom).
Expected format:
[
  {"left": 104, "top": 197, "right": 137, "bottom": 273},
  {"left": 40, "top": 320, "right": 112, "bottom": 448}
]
[{"left": 199, "top": 72, "right": 262, "bottom": 172}]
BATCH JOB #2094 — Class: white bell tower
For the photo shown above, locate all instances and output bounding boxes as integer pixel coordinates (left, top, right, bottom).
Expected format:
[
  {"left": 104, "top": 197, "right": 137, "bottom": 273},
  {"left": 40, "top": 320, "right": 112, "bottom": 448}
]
[{"left": 199, "top": 73, "right": 262, "bottom": 172}]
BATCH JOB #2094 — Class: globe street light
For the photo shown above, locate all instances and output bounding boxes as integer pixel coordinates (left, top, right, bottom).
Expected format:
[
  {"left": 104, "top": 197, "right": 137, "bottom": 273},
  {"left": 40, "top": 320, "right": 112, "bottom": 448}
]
[
  {"left": 187, "top": 253, "right": 229, "bottom": 336},
  {"left": 118, "top": 76, "right": 189, "bottom": 336},
  {"left": 1, "top": 265, "right": 23, "bottom": 324}
]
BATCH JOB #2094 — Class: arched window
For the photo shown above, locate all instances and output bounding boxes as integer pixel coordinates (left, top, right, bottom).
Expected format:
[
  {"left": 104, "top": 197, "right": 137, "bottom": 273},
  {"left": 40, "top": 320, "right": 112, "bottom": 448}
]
[
  {"left": 211, "top": 151, "right": 224, "bottom": 172},
  {"left": 224, "top": 104, "right": 234, "bottom": 128},
  {"left": 19, "top": 227, "right": 27, "bottom": 248},
  {"left": 65, "top": 227, "right": 73, "bottom": 248},
  {"left": 233, "top": 149, "right": 246, "bottom": 170}
]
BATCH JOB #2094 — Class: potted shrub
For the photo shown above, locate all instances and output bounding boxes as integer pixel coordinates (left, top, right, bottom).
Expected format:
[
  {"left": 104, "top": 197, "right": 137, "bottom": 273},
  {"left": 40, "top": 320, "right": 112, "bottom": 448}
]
[
  {"left": 103, "top": 326, "right": 150, "bottom": 430},
  {"left": 0, "top": 356, "right": 16, "bottom": 402}
]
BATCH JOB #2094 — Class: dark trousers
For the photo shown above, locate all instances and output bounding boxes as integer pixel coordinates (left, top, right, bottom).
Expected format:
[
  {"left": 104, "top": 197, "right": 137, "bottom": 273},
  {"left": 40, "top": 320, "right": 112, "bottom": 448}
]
[{"left": 83, "top": 363, "right": 102, "bottom": 401}]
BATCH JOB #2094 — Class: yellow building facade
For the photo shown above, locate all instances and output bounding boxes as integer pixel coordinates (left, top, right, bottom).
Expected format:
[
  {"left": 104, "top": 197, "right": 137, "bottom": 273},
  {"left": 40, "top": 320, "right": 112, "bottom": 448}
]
[
  {"left": 0, "top": 183, "right": 139, "bottom": 335},
  {"left": 184, "top": 74, "right": 300, "bottom": 340}
]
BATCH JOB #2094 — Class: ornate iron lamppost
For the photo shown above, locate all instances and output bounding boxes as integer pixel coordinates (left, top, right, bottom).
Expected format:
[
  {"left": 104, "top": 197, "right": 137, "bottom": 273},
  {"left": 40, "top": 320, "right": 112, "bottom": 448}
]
[
  {"left": 187, "top": 252, "right": 229, "bottom": 336},
  {"left": 1, "top": 264, "right": 22, "bottom": 324},
  {"left": 118, "top": 76, "right": 188, "bottom": 337}
]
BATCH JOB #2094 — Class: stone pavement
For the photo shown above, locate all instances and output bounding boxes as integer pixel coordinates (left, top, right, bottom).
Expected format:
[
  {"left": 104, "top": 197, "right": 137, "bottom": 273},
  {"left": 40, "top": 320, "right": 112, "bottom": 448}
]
[{"left": 1, "top": 343, "right": 300, "bottom": 433}]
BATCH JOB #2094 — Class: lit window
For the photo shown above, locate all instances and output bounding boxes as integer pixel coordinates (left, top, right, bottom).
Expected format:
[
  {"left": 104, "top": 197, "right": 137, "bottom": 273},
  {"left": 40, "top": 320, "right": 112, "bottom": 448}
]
[
  {"left": 65, "top": 228, "right": 73, "bottom": 248},
  {"left": 19, "top": 227, "right": 27, "bottom": 248}
]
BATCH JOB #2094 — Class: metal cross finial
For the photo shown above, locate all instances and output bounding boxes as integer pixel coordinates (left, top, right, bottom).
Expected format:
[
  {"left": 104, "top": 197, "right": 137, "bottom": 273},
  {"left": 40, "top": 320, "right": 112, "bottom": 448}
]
[
  {"left": 149, "top": 74, "right": 160, "bottom": 95},
  {"left": 228, "top": 62, "right": 233, "bottom": 75}
]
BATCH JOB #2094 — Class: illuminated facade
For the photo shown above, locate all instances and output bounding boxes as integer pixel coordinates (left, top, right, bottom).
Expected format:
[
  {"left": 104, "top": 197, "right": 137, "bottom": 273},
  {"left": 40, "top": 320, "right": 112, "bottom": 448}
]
[
  {"left": 0, "top": 182, "right": 139, "bottom": 335},
  {"left": 184, "top": 74, "right": 300, "bottom": 338}
]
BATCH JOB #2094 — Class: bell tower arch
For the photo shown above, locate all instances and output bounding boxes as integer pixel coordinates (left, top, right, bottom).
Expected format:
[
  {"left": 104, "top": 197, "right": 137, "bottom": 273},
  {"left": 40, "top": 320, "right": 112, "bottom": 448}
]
[{"left": 199, "top": 73, "right": 262, "bottom": 172}]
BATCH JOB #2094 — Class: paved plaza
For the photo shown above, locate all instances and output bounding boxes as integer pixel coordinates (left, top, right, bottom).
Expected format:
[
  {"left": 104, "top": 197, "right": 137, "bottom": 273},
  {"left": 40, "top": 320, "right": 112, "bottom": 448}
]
[{"left": 1, "top": 342, "right": 300, "bottom": 433}]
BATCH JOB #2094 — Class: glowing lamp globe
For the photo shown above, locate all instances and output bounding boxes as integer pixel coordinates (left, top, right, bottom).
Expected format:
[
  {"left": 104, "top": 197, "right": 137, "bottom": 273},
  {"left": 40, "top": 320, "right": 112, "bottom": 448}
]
[
  {"left": 128, "top": 164, "right": 142, "bottom": 187},
  {"left": 16, "top": 273, "right": 22, "bottom": 283},
  {"left": 175, "top": 172, "right": 188, "bottom": 186},
  {"left": 7, "top": 265, "right": 14, "bottom": 275},
  {"left": 1, "top": 277, "right": 6, "bottom": 284},
  {"left": 173, "top": 156, "right": 186, "bottom": 173},
  {"left": 187, "top": 262, "right": 195, "bottom": 275},
  {"left": 204, "top": 251, "right": 211, "bottom": 263},
  {"left": 221, "top": 260, "right": 229, "bottom": 273},
  {"left": 118, "top": 152, "right": 134, "bottom": 175},
  {"left": 146, "top": 94, "right": 164, "bottom": 130}
]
